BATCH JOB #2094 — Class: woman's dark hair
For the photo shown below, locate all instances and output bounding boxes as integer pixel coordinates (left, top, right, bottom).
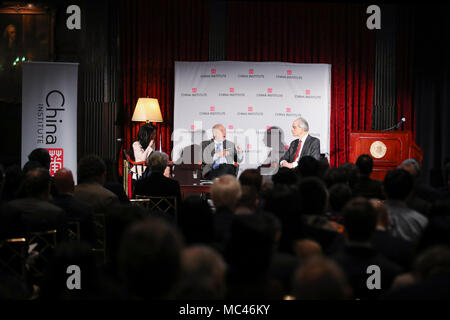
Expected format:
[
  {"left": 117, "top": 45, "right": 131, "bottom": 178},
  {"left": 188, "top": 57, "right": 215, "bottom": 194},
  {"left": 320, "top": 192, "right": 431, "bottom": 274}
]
[{"left": 137, "top": 124, "right": 156, "bottom": 150}]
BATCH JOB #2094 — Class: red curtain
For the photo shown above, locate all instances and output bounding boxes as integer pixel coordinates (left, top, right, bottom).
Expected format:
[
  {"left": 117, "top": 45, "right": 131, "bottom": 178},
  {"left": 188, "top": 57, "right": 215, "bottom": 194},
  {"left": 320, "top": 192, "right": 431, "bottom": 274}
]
[
  {"left": 226, "top": 2, "right": 375, "bottom": 166},
  {"left": 119, "top": 1, "right": 375, "bottom": 169},
  {"left": 396, "top": 6, "right": 416, "bottom": 138},
  {"left": 119, "top": 0, "right": 209, "bottom": 171}
]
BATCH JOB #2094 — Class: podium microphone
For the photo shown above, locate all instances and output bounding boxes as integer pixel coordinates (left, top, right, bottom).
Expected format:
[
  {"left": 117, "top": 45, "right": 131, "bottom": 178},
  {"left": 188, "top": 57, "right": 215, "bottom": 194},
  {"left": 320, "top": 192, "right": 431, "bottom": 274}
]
[{"left": 383, "top": 117, "right": 406, "bottom": 131}]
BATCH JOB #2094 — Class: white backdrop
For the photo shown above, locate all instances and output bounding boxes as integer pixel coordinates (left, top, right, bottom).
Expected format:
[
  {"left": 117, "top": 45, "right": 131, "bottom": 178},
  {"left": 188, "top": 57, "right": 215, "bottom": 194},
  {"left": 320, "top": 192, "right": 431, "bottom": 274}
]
[
  {"left": 173, "top": 61, "right": 331, "bottom": 174},
  {"left": 22, "top": 62, "right": 79, "bottom": 181}
]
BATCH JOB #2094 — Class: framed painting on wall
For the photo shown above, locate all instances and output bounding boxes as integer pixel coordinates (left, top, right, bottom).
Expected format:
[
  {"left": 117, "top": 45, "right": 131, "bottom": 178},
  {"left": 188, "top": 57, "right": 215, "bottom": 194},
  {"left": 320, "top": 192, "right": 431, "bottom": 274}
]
[{"left": 0, "top": 2, "right": 55, "bottom": 103}]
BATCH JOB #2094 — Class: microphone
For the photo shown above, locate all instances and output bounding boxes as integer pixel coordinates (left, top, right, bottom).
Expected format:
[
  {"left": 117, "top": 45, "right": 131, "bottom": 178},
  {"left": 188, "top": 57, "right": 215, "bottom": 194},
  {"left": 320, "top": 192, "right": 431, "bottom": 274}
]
[{"left": 383, "top": 117, "right": 406, "bottom": 131}]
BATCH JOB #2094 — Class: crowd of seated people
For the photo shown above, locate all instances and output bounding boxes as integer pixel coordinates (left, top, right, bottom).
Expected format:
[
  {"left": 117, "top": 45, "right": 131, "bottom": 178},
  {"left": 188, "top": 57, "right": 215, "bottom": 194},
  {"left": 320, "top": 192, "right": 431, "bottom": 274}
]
[{"left": 1, "top": 149, "right": 450, "bottom": 300}]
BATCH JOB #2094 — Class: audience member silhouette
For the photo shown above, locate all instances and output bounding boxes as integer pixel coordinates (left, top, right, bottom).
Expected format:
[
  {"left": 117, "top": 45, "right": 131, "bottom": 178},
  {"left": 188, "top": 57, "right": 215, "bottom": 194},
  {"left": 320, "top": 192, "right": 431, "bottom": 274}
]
[
  {"left": 353, "top": 154, "right": 384, "bottom": 199},
  {"left": 383, "top": 169, "right": 428, "bottom": 243},
  {"left": 211, "top": 175, "right": 242, "bottom": 251},
  {"left": 0, "top": 168, "right": 66, "bottom": 238},
  {"left": 74, "top": 155, "right": 119, "bottom": 213},
  {"left": 118, "top": 217, "right": 183, "bottom": 299},
  {"left": 52, "top": 168, "right": 96, "bottom": 245},
  {"left": 178, "top": 196, "right": 215, "bottom": 246},
  {"left": 176, "top": 245, "right": 226, "bottom": 299},
  {"left": 293, "top": 256, "right": 352, "bottom": 300},
  {"left": 332, "top": 198, "right": 402, "bottom": 299}
]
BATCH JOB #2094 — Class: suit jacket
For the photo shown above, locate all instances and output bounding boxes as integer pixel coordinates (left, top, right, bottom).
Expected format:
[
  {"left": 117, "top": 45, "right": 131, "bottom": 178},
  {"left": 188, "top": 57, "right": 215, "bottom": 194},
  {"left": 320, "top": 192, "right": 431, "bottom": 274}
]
[
  {"left": 74, "top": 182, "right": 119, "bottom": 214},
  {"left": 134, "top": 172, "right": 182, "bottom": 208},
  {"left": 280, "top": 135, "right": 320, "bottom": 163},
  {"left": 201, "top": 139, "right": 242, "bottom": 178},
  {"left": 332, "top": 245, "right": 403, "bottom": 299},
  {"left": 372, "top": 230, "right": 414, "bottom": 269},
  {"left": 0, "top": 197, "right": 67, "bottom": 237},
  {"left": 353, "top": 176, "right": 384, "bottom": 200},
  {"left": 52, "top": 194, "right": 96, "bottom": 245}
]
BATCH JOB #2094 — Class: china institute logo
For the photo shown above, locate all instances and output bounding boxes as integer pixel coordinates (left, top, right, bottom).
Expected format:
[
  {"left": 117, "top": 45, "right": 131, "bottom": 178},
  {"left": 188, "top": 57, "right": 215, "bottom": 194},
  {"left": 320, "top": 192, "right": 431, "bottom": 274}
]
[
  {"left": 218, "top": 87, "right": 245, "bottom": 97},
  {"left": 294, "top": 89, "right": 321, "bottom": 99},
  {"left": 47, "top": 148, "right": 64, "bottom": 175},
  {"left": 200, "top": 68, "right": 226, "bottom": 78},
  {"left": 276, "top": 69, "right": 303, "bottom": 80},
  {"left": 238, "top": 68, "right": 264, "bottom": 79},
  {"left": 256, "top": 88, "right": 283, "bottom": 98},
  {"left": 180, "top": 87, "right": 207, "bottom": 97}
]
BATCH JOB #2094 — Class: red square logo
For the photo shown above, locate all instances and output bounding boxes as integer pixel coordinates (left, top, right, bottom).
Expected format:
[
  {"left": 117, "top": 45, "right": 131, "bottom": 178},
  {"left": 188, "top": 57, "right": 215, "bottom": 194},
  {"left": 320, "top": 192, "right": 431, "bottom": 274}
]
[
  {"left": 267, "top": 125, "right": 272, "bottom": 130},
  {"left": 210, "top": 106, "right": 215, "bottom": 111},
  {"left": 249, "top": 69, "right": 254, "bottom": 75},
  {"left": 247, "top": 144, "right": 252, "bottom": 150},
  {"left": 192, "top": 88, "right": 197, "bottom": 93},
  {"left": 286, "top": 107, "right": 291, "bottom": 113},
  {"left": 287, "top": 70, "right": 292, "bottom": 75},
  {"left": 248, "top": 106, "right": 253, "bottom": 112},
  {"left": 230, "top": 88, "right": 234, "bottom": 93},
  {"left": 306, "top": 89, "right": 311, "bottom": 95},
  {"left": 228, "top": 125, "right": 234, "bottom": 130},
  {"left": 191, "top": 125, "right": 195, "bottom": 130},
  {"left": 268, "top": 88, "right": 272, "bottom": 93},
  {"left": 211, "top": 68, "right": 216, "bottom": 74},
  {"left": 47, "top": 148, "right": 64, "bottom": 176}
]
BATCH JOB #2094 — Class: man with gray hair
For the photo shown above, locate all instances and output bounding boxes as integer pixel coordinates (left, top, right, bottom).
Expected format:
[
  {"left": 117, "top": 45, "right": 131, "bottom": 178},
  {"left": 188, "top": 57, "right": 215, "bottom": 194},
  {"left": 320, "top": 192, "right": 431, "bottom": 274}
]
[
  {"left": 280, "top": 118, "right": 320, "bottom": 169},
  {"left": 134, "top": 151, "right": 181, "bottom": 208},
  {"left": 211, "top": 175, "right": 242, "bottom": 249}
]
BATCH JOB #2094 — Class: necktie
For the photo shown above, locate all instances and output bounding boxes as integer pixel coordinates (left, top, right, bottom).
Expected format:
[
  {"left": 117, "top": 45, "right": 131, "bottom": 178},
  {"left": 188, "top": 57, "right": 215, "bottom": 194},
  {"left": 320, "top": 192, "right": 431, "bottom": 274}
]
[
  {"left": 293, "top": 139, "right": 302, "bottom": 161},
  {"left": 213, "top": 142, "right": 222, "bottom": 169}
]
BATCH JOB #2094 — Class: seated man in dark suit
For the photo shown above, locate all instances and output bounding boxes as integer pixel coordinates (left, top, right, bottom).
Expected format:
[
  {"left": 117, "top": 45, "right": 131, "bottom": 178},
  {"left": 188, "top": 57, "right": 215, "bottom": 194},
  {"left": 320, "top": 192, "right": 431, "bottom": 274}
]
[
  {"left": 201, "top": 124, "right": 243, "bottom": 180},
  {"left": 280, "top": 118, "right": 320, "bottom": 169},
  {"left": 353, "top": 154, "right": 384, "bottom": 199},
  {"left": 332, "top": 198, "right": 402, "bottom": 299},
  {"left": 0, "top": 168, "right": 66, "bottom": 238},
  {"left": 134, "top": 151, "right": 182, "bottom": 214},
  {"left": 74, "top": 155, "right": 119, "bottom": 213},
  {"left": 370, "top": 199, "right": 414, "bottom": 270},
  {"left": 52, "top": 168, "right": 96, "bottom": 245}
]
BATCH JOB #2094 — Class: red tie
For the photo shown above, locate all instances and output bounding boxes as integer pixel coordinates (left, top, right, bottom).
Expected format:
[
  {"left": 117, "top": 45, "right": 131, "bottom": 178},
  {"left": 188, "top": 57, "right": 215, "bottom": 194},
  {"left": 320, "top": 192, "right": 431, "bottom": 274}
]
[{"left": 293, "top": 139, "right": 302, "bottom": 161}]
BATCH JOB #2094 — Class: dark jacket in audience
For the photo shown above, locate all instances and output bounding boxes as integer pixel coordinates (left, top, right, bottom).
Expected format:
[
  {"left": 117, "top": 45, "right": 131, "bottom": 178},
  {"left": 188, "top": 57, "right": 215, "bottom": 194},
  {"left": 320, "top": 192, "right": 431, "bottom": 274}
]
[
  {"left": 268, "top": 252, "right": 299, "bottom": 295},
  {"left": 134, "top": 171, "right": 181, "bottom": 205},
  {"left": 0, "top": 197, "right": 66, "bottom": 237},
  {"left": 104, "top": 181, "right": 130, "bottom": 203},
  {"left": 353, "top": 176, "right": 384, "bottom": 200},
  {"left": 213, "top": 206, "right": 234, "bottom": 252},
  {"left": 74, "top": 182, "right": 119, "bottom": 214},
  {"left": 52, "top": 194, "right": 96, "bottom": 245},
  {"left": 332, "top": 244, "right": 403, "bottom": 299},
  {"left": 372, "top": 228, "right": 415, "bottom": 269}
]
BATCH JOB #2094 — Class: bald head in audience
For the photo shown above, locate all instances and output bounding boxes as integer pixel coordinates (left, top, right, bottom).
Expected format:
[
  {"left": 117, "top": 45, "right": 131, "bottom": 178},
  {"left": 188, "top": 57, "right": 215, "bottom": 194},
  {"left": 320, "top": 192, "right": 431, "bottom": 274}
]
[
  {"left": 294, "top": 239, "right": 323, "bottom": 260},
  {"left": 293, "top": 256, "right": 351, "bottom": 300},
  {"left": 54, "top": 168, "right": 75, "bottom": 195}
]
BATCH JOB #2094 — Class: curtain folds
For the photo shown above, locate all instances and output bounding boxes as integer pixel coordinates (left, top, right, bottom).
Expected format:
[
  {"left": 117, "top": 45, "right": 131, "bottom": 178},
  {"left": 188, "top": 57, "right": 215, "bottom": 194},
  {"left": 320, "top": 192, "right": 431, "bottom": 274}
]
[
  {"left": 226, "top": 2, "right": 375, "bottom": 166},
  {"left": 119, "top": 1, "right": 376, "bottom": 169},
  {"left": 119, "top": 0, "right": 209, "bottom": 170}
]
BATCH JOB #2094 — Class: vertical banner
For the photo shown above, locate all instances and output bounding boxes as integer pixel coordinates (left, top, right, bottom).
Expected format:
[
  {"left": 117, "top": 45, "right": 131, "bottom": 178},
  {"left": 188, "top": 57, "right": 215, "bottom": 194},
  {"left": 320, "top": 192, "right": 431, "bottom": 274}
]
[
  {"left": 173, "top": 61, "right": 331, "bottom": 174},
  {"left": 22, "top": 62, "right": 79, "bottom": 181}
]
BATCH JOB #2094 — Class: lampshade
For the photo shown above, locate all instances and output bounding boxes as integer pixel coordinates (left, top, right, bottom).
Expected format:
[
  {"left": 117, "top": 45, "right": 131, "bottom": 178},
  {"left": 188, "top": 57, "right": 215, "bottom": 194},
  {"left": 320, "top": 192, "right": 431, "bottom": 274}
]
[{"left": 131, "top": 98, "right": 163, "bottom": 122}]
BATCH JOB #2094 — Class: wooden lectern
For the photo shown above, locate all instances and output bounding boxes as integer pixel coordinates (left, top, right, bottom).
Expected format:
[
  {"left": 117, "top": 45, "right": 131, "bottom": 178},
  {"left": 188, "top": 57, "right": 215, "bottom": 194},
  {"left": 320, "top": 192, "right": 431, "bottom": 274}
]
[{"left": 349, "top": 131, "right": 423, "bottom": 181}]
